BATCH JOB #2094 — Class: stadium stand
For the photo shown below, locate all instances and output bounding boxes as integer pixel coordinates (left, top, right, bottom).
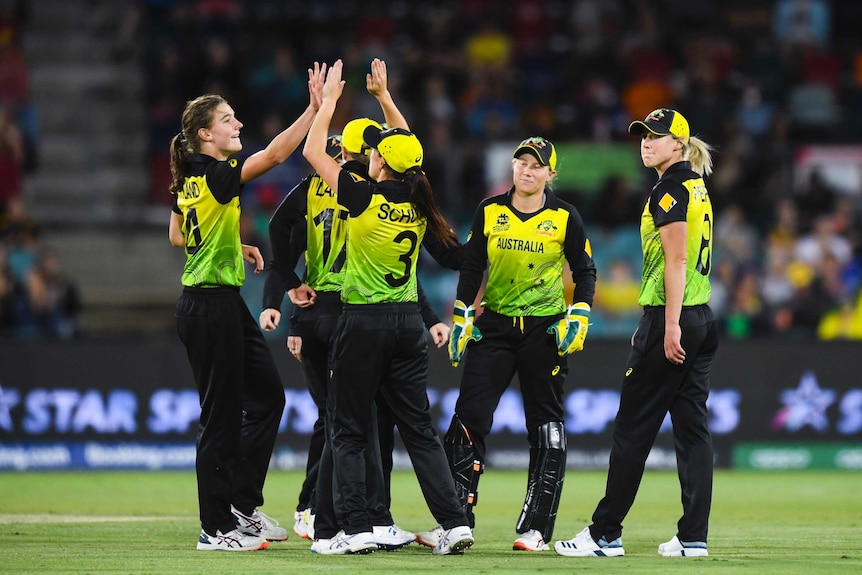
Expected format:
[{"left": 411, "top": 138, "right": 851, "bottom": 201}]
[{"left": 7, "top": 0, "right": 862, "bottom": 339}]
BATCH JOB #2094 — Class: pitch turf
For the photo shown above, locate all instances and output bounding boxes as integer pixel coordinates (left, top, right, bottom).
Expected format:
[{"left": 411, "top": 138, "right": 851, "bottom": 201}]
[{"left": 0, "top": 469, "right": 859, "bottom": 574}]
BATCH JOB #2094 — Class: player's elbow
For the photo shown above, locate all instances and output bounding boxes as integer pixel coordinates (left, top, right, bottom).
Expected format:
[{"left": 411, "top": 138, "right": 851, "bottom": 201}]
[
  {"left": 168, "top": 225, "right": 185, "bottom": 247},
  {"left": 265, "top": 146, "right": 289, "bottom": 167},
  {"left": 302, "top": 145, "right": 315, "bottom": 162},
  {"left": 169, "top": 232, "right": 185, "bottom": 247}
]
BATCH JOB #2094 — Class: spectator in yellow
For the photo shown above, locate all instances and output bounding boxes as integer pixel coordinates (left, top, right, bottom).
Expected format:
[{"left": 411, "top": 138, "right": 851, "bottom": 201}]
[
  {"left": 817, "top": 292, "right": 862, "bottom": 340},
  {"left": 594, "top": 258, "right": 641, "bottom": 319}
]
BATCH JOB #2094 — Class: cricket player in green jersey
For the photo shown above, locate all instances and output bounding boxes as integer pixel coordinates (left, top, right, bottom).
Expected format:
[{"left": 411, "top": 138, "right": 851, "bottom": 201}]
[
  {"left": 556, "top": 108, "right": 718, "bottom": 559},
  {"left": 168, "top": 63, "right": 324, "bottom": 552},
  {"left": 437, "top": 136, "right": 597, "bottom": 553},
  {"left": 301, "top": 59, "right": 474, "bottom": 556},
  {"left": 260, "top": 59, "right": 432, "bottom": 552}
]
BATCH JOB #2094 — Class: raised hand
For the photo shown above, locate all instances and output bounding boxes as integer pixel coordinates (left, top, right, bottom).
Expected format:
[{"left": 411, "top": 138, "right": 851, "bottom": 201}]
[
  {"left": 308, "top": 61, "right": 325, "bottom": 111},
  {"left": 322, "top": 59, "right": 345, "bottom": 102},
  {"left": 366, "top": 57, "right": 388, "bottom": 98}
]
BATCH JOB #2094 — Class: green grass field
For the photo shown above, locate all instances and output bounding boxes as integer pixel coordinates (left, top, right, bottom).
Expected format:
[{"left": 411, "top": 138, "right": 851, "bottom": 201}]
[{"left": 0, "top": 469, "right": 860, "bottom": 574}]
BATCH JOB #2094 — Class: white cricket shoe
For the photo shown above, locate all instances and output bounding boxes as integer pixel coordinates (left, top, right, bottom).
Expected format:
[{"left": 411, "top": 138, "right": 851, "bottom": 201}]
[
  {"left": 415, "top": 524, "right": 444, "bottom": 548},
  {"left": 310, "top": 530, "right": 376, "bottom": 555},
  {"left": 373, "top": 524, "right": 415, "bottom": 550},
  {"left": 513, "top": 529, "right": 549, "bottom": 551},
  {"left": 305, "top": 508, "right": 316, "bottom": 539},
  {"left": 554, "top": 527, "right": 624, "bottom": 557},
  {"left": 658, "top": 535, "right": 708, "bottom": 557},
  {"left": 231, "top": 506, "right": 289, "bottom": 541},
  {"left": 432, "top": 525, "right": 474, "bottom": 555},
  {"left": 293, "top": 508, "right": 312, "bottom": 539},
  {"left": 196, "top": 528, "right": 268, "bottom": 551}
]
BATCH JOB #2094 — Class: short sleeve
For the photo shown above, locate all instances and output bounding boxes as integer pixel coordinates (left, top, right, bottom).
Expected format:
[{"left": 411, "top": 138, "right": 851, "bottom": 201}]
[
  {"left": 337, "top": 169, "right": 372, "bottom": 216},
  {"left": 650, "top": 179, "right": 689, "bottom": 228},
  {"left": 207, "top": 156, "right": 245, "bottom": 204}
]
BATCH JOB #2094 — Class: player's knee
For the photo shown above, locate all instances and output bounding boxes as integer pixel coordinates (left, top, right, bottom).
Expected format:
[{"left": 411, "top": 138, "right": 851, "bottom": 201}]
[{"left": 532, "top": 420, "right": 566, "bottom": 450}]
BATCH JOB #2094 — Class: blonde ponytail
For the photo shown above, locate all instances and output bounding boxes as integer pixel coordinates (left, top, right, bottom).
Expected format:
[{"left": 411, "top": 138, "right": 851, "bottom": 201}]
[{"left": 684, "top": 136, "right": 715, "bottom": 177}]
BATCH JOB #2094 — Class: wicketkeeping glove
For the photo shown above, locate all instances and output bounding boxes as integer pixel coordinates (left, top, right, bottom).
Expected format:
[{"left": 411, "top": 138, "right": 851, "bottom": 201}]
[
  {"left": 448, "top": 299, "right": 482, "bottom": 367},
  {"left": 547, "top": 302, "right": 590, "bottom": 356}
]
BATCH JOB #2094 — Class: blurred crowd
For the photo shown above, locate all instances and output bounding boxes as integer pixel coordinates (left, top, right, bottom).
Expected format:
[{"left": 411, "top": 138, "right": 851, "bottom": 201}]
[
  {"left": 139, "top": 0, "right": 862, "bottom": 340},
  {"left": 0, "top": 1, "right": 81, "bottom": 339},
  {"left": 6, "top": 0, "right": 862, "bottom": 340}
]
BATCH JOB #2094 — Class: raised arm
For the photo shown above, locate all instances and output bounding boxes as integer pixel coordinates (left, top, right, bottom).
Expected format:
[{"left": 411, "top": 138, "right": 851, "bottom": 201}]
[
  {"left": 366, "top": 58, "right": 408, "bottom": 131},
  {"left": 303, "top": 60, "right": 345, "bottom": 192},
  {"left": 241, "top": 62, "right": 325, "bottom": 183}
]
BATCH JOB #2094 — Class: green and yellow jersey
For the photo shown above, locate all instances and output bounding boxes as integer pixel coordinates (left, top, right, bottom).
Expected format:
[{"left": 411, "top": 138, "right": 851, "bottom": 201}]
[
  {"left": 336, "top": 171, "right": 426, "bottom": 304},
  {"left": 638, "top": 161, "right": 713, "bottom": 306},
  {"left": 304, "top": 173, "right": 350, "bottom": 293},
  {"left": 457, "top": 188, "right": 596, "bottom": 317},
  {"left": 267, "top": 160, "right": 368, "bottom": 295},
  {"left": 172, "top": 153, "right": 245, "bottom": 288}
]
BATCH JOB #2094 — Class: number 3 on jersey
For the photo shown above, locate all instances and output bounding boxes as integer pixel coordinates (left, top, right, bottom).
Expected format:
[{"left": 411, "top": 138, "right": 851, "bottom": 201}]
[{"left": 385, "top": 230, "right": 418, "bottom": 287}]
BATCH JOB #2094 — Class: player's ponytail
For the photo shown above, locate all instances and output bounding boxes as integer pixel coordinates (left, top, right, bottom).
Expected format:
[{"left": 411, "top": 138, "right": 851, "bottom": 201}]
[
  {"left": 684, "top": 136, "right": 714, "bottom": 178},
  {"left": 406, "top": 170, "right": 457, "bottom": 246},
  {"left": 169, "top": 132, "right": 189, "bottom": 195}
]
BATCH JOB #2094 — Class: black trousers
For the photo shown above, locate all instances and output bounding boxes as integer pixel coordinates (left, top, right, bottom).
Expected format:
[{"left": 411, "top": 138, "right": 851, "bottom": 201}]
[
  {"left": 175, "top": 286, "right": 285, "bottom": 536},
  {"left": 452, "top": 309, "right": 568, "bottom": 538},
  {"left": 376, "top": 397, "right": 396, "bottom": 509},
  {"left": 297, "top": 293, "right": 390, "bottom": 539},
  {"left": 591, "top": 304, "right": 718, "bottom": 543},
  {"left": 453, "top": 309, "right": 568, "bottom": 462},
  {"left": 330, "top": 303, "right": 467, "bottom": 534},
  {"left": 314, "top": 402, "right": 391, "bottom": 539},
  {"left": 290, "top": 292, "right": 340, "bottom": 513}
]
